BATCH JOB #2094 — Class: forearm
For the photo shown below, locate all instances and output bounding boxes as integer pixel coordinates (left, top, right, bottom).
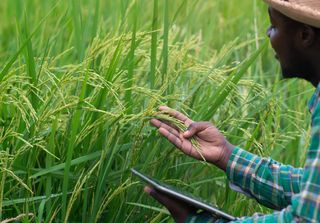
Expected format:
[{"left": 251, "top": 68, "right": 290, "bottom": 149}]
[
  {"left": 187, "top": 205, "right": 306, "bottom": 223},
  {"left": 226, "top": 147, "right": 303, "bottom": 209},
  {"left": 229, "top": 206, "right": 296, "bottom": 223}
]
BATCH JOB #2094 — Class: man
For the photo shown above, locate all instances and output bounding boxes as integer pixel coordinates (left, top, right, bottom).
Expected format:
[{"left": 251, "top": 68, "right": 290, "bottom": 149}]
[{"left": 145, "top": 0, "right": 320, "bottom": 222}]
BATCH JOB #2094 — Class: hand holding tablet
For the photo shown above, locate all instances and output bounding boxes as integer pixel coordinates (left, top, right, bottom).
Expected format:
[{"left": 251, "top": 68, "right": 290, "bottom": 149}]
[{"left": 132, "top": 169, "right": 237, "bottom": 222}]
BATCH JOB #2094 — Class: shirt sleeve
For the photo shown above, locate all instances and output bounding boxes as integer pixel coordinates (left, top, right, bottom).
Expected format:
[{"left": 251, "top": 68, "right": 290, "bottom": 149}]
[
  {"left": 185, "top": 147, "right": 304, "bottom": 223},
  {"left": 227, "top": 147, "right": 303, "bottom": 210}
]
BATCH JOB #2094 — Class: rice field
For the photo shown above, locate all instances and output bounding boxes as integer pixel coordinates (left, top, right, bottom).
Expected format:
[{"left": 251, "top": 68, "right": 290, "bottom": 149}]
[{"left": 0, "top": 0, "right": 314, "bottom": 222}]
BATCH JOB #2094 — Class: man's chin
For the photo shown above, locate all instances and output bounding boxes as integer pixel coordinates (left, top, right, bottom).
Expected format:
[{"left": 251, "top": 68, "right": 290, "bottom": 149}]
[
  {"left": 280, "top": 72, "right": 291, "bottom": 79},
  {"left": 281, "top": 67, "right": 296, "bottom": 79}
]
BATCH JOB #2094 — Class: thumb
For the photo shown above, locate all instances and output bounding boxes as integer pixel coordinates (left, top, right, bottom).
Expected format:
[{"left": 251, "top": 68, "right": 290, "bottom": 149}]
[
  {"left": 183, "top": 122, "right": 211, "bottom": 138},
  {"left": 144, "top": 186, "right": 190, "bottom": 211},
  {"left": 144, "top": 186, "right": 171, "bottom": 207},
  {"left": 144, "top": 186, "right": 195, "bottom": 223}
]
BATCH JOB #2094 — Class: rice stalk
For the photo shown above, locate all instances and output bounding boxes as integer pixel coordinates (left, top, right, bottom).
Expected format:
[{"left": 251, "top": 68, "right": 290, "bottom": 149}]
[
  {"left": 45, "top": 115, "right": 59, "bottom": 217},
  {"left": 94, "top": 180, "right": 137, "bottom": 223},
  {"left": 1, "top": 213, "right": 34, "bottom": 223},
  {"left": 150, "top": 0, "right": 158, "bottom": 88},
  {"left": 162, "top": 0, "right": 169, "bottom": 80},
  {"left": 70, "top": 0, "right": 84, "bottom": 62},
  {"left": 30, "top": 150, "right": 102, "bottom": 179},
  {"left": 2, "top": 168, "right": 33, "bottom": 194},
  {"left": 61, "top": 67, "right": 89, "bottom": 219},
  {"left": 64, "top": 161, "right": 99, "bottom": 222}
]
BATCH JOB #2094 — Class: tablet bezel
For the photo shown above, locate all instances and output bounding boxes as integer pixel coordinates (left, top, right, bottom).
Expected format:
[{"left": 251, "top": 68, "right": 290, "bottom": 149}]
[{"left": 131, "top": 168, "right": 236, "bottom": 221}]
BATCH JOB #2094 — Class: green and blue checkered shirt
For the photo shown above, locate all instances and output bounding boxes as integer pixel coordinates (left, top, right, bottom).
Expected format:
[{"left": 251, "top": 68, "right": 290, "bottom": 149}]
[{"left": 187, "top": 83, "right": 320, "bottom": 223}]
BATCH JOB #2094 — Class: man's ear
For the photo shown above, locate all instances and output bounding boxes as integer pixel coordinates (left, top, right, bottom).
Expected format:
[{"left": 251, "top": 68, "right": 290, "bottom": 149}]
[{"left": 298, "top": 25, "right": 316, "bottom": 48}]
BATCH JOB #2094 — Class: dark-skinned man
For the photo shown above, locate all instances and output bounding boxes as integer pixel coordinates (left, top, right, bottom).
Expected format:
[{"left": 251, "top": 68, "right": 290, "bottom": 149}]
[{"left": 144, "top": 0, "right": 320, "bottom": 222}]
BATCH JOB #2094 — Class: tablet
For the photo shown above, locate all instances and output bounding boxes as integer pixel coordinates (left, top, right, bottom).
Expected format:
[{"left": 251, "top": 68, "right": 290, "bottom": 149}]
[{"left": 131, "top": 168, "right": 236, "bottom": 221}]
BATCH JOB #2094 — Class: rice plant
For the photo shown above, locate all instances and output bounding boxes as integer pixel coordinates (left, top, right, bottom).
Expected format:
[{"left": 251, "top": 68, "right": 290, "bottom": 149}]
[{"left": 0, "top": 0, "right": 313, "bottom": 222}]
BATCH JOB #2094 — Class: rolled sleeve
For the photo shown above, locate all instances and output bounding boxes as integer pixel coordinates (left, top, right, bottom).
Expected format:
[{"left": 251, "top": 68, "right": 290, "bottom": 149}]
[{"left": 226, "top": 148, "right": 303, "bottom": 210}]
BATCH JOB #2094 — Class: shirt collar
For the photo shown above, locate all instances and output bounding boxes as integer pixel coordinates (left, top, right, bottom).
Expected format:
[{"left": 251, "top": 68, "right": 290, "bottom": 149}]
[{"left": 308, "top": 82, "right": 320, "bottom": 114}]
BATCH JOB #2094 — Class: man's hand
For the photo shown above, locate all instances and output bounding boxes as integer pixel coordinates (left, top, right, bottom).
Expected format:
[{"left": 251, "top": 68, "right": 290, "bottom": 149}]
[
  {"left": 144, "top": 186, "right": 218, "bottom": 223},
  {"left": 150, "top": 106, "right": 234, "bottom": 171},
  {"left": 144, "top": 186, "right": 194, "bottom": 223}
]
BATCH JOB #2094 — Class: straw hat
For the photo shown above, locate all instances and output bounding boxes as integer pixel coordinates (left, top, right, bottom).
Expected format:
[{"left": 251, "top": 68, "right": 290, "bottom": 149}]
[{"left": 263, "top": 0, "right": 320, "bottom": 28}]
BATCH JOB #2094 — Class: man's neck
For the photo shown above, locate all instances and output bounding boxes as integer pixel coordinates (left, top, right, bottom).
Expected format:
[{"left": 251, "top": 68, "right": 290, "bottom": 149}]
[{"left": 302, "top": 54, "right": 320, "bottom": 87}]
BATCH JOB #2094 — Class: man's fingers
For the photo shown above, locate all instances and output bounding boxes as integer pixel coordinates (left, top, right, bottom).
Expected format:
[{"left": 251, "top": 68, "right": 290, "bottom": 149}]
[
  {"left": 158, "top": 127, "right": 183, "bottom": 148},
  {"left": 144, "top": 186, "right": 153, "bottom": 194},
  {"left": 180, "top": 140, "right": 199, "bottom": 158},
  {"left": 150, "top": 118, "right": 179, "bottom": 132},
  {"left": 144, "top": 186, "right": 172, "bottom": 208},
  {"left": 159, "top": 106, "right": 193, "bottom": 125},
  {"left": 150, "top": 119, "right": 180, "bottom": 138},
  {"left": 144, "top": 186, "right": 197, "bottom": 222},
  {"left": 157, "top": 126, "right": 202, "bottom": 159},
  {"left": 183, "top": 122, "right": 212, "bottom": 138}
]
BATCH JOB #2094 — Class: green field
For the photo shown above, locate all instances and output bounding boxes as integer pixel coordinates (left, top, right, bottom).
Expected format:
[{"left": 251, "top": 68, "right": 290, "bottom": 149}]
[{"left": 0, "top": 0, "right": 314, "bottom": 222}]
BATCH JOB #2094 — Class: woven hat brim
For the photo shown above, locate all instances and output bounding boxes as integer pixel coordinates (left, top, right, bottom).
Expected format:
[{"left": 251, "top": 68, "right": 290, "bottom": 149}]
[{"left": 264, "top": 0, "right": 320, "bottom": 28}]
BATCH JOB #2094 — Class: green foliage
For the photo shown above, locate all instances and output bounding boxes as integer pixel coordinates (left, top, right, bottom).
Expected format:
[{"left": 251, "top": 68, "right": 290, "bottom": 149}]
[{"left": 0, "top": 0, "right": 313, "bottom": 222}]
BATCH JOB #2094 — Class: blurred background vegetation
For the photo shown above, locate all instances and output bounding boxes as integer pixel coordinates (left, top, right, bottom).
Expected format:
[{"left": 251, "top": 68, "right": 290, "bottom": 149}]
[{"left": 0, "top": 0, "right": 313, "bottom": 222}]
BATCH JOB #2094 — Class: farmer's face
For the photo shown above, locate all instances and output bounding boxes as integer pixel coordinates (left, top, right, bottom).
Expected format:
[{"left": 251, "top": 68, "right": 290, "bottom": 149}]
[{"left": 267, "top": 7, "right": 305, "bottom": 79}]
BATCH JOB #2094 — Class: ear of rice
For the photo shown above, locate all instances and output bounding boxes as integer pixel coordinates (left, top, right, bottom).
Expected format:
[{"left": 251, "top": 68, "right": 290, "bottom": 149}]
[{"left": 152, "top": 111, "right": 206, "bottom": 162}]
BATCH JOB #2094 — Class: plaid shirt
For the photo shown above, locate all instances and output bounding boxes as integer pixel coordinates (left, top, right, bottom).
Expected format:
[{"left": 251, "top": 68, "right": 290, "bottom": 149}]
[{"left": 186, "top": 83, "right": 320, "bottom": 223}]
